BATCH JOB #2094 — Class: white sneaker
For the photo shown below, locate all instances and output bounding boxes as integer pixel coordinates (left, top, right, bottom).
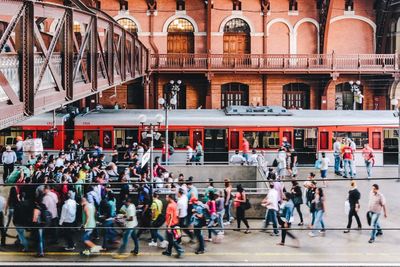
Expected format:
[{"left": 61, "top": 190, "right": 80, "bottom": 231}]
[
  {"left": 308, "top": 232, "right": 318, "bottom": 237},
  {"left": 217, "top": 231, "right": 224, "bottom": 235},
  {"left": 223, "top": 222, "right": 230, "bottom": 226},
  {"left": 90, "top": 246, "right": 101, "bottom": 253},
  {"left": 159, "top": 240, "right": 168, "bottom": 249},
  {"left": 148, "top": 241, "right": 157, "bottom": 247}
]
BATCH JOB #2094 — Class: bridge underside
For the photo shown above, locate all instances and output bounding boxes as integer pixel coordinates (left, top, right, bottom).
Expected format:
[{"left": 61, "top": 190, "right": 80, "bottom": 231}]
[{"left": 0, "top": 0, "right": 148, "bottom": 129}]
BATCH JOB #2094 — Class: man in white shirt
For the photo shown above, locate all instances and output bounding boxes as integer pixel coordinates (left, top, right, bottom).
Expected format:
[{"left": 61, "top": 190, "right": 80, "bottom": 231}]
[
  {"left": 333, "top": 137, "right": 342, "bottom": 175},
  {"left": 42, "top": 185, "right": 59, "bottom": 243},
  {"left": 261, "top": 183, "right": 279, "bottom": 236},
  {"left": 320, "top": 152, "right": 330, "bottom": 187},
  {"left": 55, "top": 152, "right": 66, "bottom": 167},
  {"left": 186, "top": 145, "right": 193, "bottom": 165},
  {"left": 2, "top": 146, "right": 16, "bottom": 181},
  {"left": 115, "top": 198, "right": 139, "bottom": 258},
  {"left": 59, "top": 191, "right": 77, "bottom": 250},
  {"left": 230, "top": 150, "right": 245, "bottom": 165},
  {"left": 248, "top": 149, "right": 259, "bottom": 166},
  {"left": 177, "top": 188, "right": 193, "bottom": 241}
]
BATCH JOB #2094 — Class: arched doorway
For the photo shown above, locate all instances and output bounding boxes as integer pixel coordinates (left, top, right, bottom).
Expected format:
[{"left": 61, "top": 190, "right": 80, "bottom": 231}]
[
  {"left": 163, "top": 82, "right": 186, "bottom": 109},
  {"left": 117, "top": 18, "right": 138, "bottom": 35},
  {"left": 282, "top": 83, "right": 310, "bottom": 109},
  {"left": 167, "top": 18, "right": 194, "bottom": 54},
  {"left": 221, "top": 83, "right": 249, "bottom": 108},
  {"left": 223, "top": 18, "right": 251, "bottom": 55},
  {"left": 335, "top": 83, "right": 363, "bottom": 110}
]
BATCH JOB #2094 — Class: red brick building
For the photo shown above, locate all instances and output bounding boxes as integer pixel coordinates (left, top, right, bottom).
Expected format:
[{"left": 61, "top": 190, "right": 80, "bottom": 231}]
[{"left": 91, "top": 0, "right": 400, "bottom": 110}]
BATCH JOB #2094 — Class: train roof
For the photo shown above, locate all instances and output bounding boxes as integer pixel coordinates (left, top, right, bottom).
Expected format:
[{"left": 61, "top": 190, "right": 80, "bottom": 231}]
[
  {"left": 14, "top": 113, "right": 69, "bottom": 127},
  {"left": 74, "top": 109, "right": 399, "bottom": 127}
]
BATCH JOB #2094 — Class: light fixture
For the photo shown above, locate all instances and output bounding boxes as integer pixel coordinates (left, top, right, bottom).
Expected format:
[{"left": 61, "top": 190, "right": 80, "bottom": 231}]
[
  {"left": 170, "top": 80, "right": 174, "bottom": 85},
  {"left": 177, "top": 80, "right": 182, "bottom": 85},
  {"left": 141, "top": 131, "right": 148, "bottom": 139},
  {"left": 155, "top": 114, "right": 164, "bottom": 124},
  {"left": 356, "top": 80, "right": 361, "bottom": 85},
  {"left": 158, "top": 98, "right": 166, "bottom": 105},
  {"left": 349, "top": 80, "right": 354, "bottom": 85},
  {"left": 139, "top": 114, "right": 147, "bottom": 124},
  {"left": 170, "top": 97, "right": 177, "bottom": 105}
]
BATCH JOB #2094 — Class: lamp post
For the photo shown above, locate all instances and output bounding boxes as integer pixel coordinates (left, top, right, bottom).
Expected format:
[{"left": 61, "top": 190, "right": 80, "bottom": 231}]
[
  {"left": 158, "top": 79, "right": 181, "bottom": 166},
  {"left": 391, "top": 98, "right": 400, "bottom": 182},
  {"left": 349, "top": 80, "right": 362, "bottom": 110},
  {"left": 139, "top": 114, "right": 164, "bottom": 190}
]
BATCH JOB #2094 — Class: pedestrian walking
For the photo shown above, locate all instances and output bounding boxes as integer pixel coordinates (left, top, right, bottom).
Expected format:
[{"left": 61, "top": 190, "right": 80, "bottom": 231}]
[
  {"left": 190, "top": 197, "right": 206, "bottom": 254},
  {"left": 114, "top": 198, "right": 139, "bottom": 258},
  {"left": 368, "top": 184, "right": 387, "bottom": 243},
  {"left": 149, "top": 191, "right": 168, "bottom": 248},
  {"left": 59, "top": 191, "right": 77, "bottom": 250},
  {"left": 290, "top": 181, "right": 304, "bottom": 226},
  {"left": 309, "top": 188, "right": 326, "bottom": 237},
  {"left": 277, "top": 192, "right": 299, "bottom": 247},
  {"left": 223, "top": 179, "right": 234, "bottom": 224},
  {"left": 81, "top": 197, "right": 101, "bottom": 256},
  {"left": 261, "top": 183, "right": 279, "bottom": 236},
  {"left": 233, "top": 184, "right": 250, "bottom": 233},
  {"left": 344, "top": 181, "right": 362, "bottom": 233},
  {"left": 177, "top": 188, "right": 194, "bottom": 242},
  {"left": 162, "top": 194, "right": 184, "bottom": 258}
]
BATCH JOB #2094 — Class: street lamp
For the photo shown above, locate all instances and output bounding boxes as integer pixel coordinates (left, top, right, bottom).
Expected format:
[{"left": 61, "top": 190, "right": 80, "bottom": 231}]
[
  {"left": 349, "top": 80, "right": 363, "bottom": 110},
  {"left": 391, "top": 98, "right": 400, "bottom": 182},
  {"left": 158, "top": 79, "right": 181, "bottom": 165},
  {"left": 139, "top": 114, "right": 164, "bottom": 190}
]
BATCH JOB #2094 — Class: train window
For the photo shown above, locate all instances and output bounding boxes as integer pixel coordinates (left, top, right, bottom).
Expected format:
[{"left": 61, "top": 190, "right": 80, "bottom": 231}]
[
  {"left": 244, "top": 131, "right": 280, "bottom": 149},
  {"left": 320, "top": 132, "right": 329, "bottom": 149},
  {"left": 83, "top": 130, "right": 100, "bottom": 148},
  {"left": 230, "top": 131, "right": 239, "bottom": 149},
  {"left": 114, "top": 128, "right": 138, "bottom": 147},
  {"left": 334, "top": 132, "right": 368, "bottom": 149},
  {"left": 372, "top": 132, "right": 381, "bottom": 150},
  {"left": 103, "top": 131, "right": 112, "bottom": 149},
  {"left": 0, "top": 127, "right": 22, "bottom": 148},
  {"left": 37, "top": 130, "right": 54, "bottom": 149},
  {"left": 169, "top": 131, "right": 189, "bottom": 148},
  {"left": 140, "top": 131, "right": 166, "bottom": 149}
]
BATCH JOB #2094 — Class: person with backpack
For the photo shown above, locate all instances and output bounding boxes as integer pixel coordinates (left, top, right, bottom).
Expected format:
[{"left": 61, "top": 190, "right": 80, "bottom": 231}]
[
  {"left": 33, "top": 199, "right": 50, "bottom": 257},
  {"left": 13, "top": 193, "right": 31, "bottom": 252},
  {"left": 190, "top": 197, "right": 206, "bottom": 254},
  {"left": 149, "top": 191, "right": 168, "bottom": 248},
  {"left": 290, "top": 181, "right": 304, "bottom": 226},
  {"left": 362, "top": 143, "right": 375, "bottom": 179}
]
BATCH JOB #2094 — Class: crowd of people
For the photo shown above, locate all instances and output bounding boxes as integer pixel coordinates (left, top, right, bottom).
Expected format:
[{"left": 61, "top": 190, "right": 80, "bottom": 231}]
[{"left": 0, "top": 135, "right": 386, "bottom": 258}]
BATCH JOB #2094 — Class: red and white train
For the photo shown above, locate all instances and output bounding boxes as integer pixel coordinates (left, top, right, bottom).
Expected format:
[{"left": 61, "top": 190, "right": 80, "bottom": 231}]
[{"left": 2, "top": 106, "right": 399, "bottom": 166}]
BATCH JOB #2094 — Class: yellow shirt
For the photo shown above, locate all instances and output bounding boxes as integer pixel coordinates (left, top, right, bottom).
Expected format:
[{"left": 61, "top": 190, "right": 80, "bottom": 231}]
[{"left": 151, "top": 199, "right": 163, "bottom": 221}]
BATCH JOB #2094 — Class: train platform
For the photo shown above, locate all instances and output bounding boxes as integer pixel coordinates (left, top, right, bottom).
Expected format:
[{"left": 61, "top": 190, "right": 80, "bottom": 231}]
[{"left": 0, "top": 167, "right": 399, "bottom": 265}]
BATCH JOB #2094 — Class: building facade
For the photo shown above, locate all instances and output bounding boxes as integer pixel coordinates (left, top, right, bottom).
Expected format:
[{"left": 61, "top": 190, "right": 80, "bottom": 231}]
[{"left": 91, "top": 0, "right": 400, "bottom": 110}]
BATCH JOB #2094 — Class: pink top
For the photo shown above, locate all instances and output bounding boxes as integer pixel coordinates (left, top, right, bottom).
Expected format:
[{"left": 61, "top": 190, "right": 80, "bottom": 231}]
[
  {"left": 207, "top": 200, "right": 216, "bottom": 215},
  {"left": 243, "top": 140, "right": 250, "bottom": 154}
]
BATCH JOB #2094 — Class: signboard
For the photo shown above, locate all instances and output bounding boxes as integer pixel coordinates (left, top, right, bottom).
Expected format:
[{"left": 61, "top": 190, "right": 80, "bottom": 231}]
[
  {"left": 141, "top": 150, "right": 151, "bottom": 168},
  {"left": 23, "top": 138, "right": 43, "bottom": 157}
]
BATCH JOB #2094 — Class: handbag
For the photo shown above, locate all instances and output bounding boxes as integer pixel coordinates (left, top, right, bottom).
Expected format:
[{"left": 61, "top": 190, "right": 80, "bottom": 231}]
[
  {"left": 314, "top": 159, "right": 322, "bottom": 169},
  {"left": 242, "top": 199, "right": 251, "bottom": 210},
  {"left": 344, "top": 200, "right": 350, "bottom": 215},
  {"left": 172, "top": 226, "right": 182, "bottom": 241}
]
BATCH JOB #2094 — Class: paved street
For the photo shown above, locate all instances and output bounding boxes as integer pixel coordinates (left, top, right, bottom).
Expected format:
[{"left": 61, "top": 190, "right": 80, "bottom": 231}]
[{"left": 0, "top": 167, "right": 399, "bottom": 265}]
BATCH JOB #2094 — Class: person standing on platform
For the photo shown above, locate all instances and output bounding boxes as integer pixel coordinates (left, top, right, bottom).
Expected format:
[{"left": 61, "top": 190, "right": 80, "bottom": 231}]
[
  {"left": 342, "top": 141, "right": 355, "bottom": 179},
  {"left": 333, "top": 138, "right": 342, "bottom": 175},
  {"left": 362, "top": 143, "right": 375, "bottom": 179},
  {"left": 242, "top": 138, "right": 250, "bottom": 163},
  {"left": 233, "top": 184, "right": 251, "bottom": 234},
  {"left": 2, "top": 146, "right": 16, "bottom": 182},
  {"left": 320, "top": 153, "right": 330, "bottom": 187}
]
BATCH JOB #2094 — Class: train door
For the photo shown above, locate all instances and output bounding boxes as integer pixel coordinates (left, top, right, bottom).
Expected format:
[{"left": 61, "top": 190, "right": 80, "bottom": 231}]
[
  {"left": 294, "top": 128, "right": 317, "bottom": 165},
  {"left": 383, "top": 129, "right": 398, "bottom": 165},
  {"left": 204, "top": 129, "right": 228, "bottom": 164}
]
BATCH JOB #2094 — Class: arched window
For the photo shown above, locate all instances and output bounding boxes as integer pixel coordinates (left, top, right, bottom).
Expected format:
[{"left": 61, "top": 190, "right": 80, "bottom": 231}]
[
  {"left": 167, "top": 18, "right": 194, "bottom": 33},
  {"left": 335, "top": 83, "right": 363, "bottom": 110},
  {"left": 167, "top": 18, "right": 194, "bottom": 54},
  {"left": 221, "top": 83, "right": 249, "bottom": 108},
  {"left": 282, "top": 83, "right": 310, "bottom": 109},
  {"left": 117, "top": 18, "right": 138, "bottom": 34},
  {"left": 223, "top": 18, "right": 250, "bottom": 54}
]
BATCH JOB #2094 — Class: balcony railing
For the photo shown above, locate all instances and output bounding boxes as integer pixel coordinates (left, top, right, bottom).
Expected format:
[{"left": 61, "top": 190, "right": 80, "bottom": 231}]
[{"left": 151, "top": 53, "right": 399, "bottom": 73}]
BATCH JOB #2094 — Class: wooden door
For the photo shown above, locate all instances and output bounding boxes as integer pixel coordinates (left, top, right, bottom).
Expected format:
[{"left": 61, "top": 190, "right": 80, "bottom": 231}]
[
  {"left": 223, "top": 33, "right": 249, "bottom": 66},
  {"left": 167, "top": 33, "right": 194, "bottom": 54}
]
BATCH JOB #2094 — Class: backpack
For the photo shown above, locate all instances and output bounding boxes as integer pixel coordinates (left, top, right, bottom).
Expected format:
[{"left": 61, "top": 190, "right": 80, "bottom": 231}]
[{"left": 40, "top": 206, "right": 52, "bottom": 227}]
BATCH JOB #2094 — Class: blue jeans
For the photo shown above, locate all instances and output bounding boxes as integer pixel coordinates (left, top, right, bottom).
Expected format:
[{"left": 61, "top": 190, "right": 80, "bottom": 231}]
[
  {"left": 343, "top": 159, "right": 354, "bottom": 178},
  {"left": 118, "top": 228, "right": 138, "bottom": 254},
  {"left": 37, "top": 228, "right": 44, "bottom": 254},
  {"left": 264, "top": 209, "right": 278, "bottom": 234},
  {"left": 312, "top": 210, "right": 325, "bottom": 234},
  {"left": 370, "top": 212, "right": 382, "bottom": 240},
  {"left": 102, "top": 220, "right": 116, "bottom": 248},
  {"left": 243, "top": 153, "right": 249, "bottom": 162},
  {"left": 16, "top": 227, "right": 28, "bottom": 250},
  {"left": 208, "top": 214, "right": 218, "bottom": 238},
  {"left": 150, "top": 228, "right": 164, "bottom": 243},
  {"left": 365, "top": 160, "right": 372, "bottom": 178},
  {"left": 334, "top": 154, "right": 341, "bottom": 173},
  {"left": 194, "top": 228, "right": 205, "bottom": 252},
  {"left": 224, "top": 200, "right": 233, "bottom": 221},
  {"left": 217, "top": 210, "right": 225, "bottom": 230}
]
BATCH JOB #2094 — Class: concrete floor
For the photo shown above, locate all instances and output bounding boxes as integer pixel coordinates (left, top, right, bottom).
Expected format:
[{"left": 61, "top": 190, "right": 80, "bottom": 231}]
[{"left": 1, "top": 167, "right": 400, "bottom": 265}]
